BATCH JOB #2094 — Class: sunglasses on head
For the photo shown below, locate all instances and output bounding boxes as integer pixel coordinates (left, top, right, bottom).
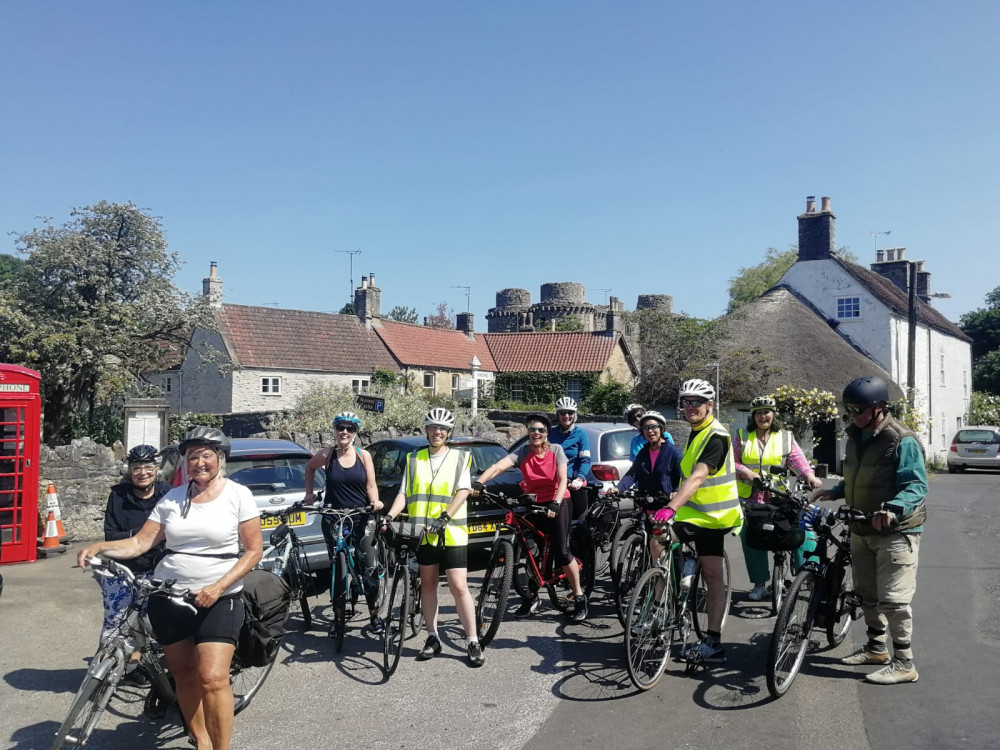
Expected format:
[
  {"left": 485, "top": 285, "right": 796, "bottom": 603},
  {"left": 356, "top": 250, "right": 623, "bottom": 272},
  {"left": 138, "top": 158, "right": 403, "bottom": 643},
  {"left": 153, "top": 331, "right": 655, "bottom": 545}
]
[
  {"left": 335, "top": 424, "right": 358, "bottom": 433},
  {"left": 527, "top": 426, "right": 547, "bottom": 434},
  {"left": 680, "top": 398, "right": 707, "bottom": 408}
]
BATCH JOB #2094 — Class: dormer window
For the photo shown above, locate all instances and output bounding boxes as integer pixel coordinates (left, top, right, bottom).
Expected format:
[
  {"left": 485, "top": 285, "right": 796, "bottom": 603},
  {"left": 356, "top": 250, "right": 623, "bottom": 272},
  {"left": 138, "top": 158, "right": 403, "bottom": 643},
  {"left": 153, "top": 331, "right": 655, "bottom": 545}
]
[{"left": 836, "top": 296, "right": 861, "bottom": 320}]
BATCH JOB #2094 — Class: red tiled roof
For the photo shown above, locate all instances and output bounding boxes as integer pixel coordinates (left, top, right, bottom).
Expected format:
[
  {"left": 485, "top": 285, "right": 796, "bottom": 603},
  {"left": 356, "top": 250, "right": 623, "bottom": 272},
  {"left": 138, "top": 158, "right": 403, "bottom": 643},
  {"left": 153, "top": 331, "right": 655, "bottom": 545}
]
[
  {"left": 832, "top": 257, "right": 971, "bottom": 342},
  {"left": 373, "top": 320, "right": 496, "bottom": 371},
  {"left": 216, "top": 305, "right": 399, "bottom": 372},
  {"left": 484, "top": 331, "right": 628, "bottom": 373}
]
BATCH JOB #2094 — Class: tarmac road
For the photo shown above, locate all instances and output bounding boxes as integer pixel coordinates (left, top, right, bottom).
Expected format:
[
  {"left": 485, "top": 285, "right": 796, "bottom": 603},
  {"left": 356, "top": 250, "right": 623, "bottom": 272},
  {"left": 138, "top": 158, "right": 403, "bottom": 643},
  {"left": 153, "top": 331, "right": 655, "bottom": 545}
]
[{"left": 2, "top": 473, "right": 998, "bottom": 750}]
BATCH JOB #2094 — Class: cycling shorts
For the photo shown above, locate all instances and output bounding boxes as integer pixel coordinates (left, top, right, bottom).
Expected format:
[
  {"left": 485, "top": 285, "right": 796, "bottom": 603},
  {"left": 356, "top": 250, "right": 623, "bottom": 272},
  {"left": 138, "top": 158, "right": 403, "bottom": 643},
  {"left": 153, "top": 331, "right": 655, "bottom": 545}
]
[
  {"left": 673, "top": 522, "right": 732, "bottom": 558},
  {"left": 148, "top": 592, "right": 244, "bottom": 647},
  {"left": 416, "top": 543, "right": 468, "bottom": 571}
]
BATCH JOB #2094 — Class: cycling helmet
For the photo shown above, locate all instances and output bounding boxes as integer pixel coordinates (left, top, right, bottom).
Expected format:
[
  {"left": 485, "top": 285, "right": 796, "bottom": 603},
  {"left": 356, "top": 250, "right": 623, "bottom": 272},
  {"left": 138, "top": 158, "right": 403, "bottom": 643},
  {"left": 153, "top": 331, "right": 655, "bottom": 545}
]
[
  {"left": 639, "top": 410, "right": 667, "bottom": 429},
  {"left": 333, "top": 411, "right": 362, "bottom": 429},
  {"left": 178, "top": 426, "right": 231, "bottom": 458},
  {"left": 750, "top": 396, "right": 777, "bottom": 413},
  {"left": 842, "top": 376, "right": 889, "bottom": 407},
  {"left": 424, "top": 407, "right": 456, "bottom": 429},
  {"left": 678, "top": 378, "right": 715, "bottom": 401},
  {"left": 524, "top": 413, "right": 552, "bottom": 430},
  {"left": 555, "top": 396, "right": 578, "bottom": 413},
  {"left": 624, "top": 403, "right": 645, "bottom": 423},
  {"left": 126, "top": 444, "right": 158, "bottom": 465}
]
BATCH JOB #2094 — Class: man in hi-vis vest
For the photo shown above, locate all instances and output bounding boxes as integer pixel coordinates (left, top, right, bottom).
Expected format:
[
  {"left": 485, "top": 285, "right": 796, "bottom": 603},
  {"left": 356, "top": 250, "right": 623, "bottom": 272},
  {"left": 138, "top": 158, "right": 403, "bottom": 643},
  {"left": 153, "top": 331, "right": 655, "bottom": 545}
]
[
  {"left": 651, "top": 378, "right": 742, "bottom": 665},
  {"left": 385, "top": 408, "right": 484, "bottom": 668}
]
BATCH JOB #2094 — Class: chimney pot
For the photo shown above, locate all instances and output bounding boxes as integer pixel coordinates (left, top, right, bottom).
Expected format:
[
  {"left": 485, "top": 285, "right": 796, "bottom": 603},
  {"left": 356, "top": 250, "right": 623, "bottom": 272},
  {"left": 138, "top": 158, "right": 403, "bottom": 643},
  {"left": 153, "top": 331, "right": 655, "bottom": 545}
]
[
  {"left": 210, "top": 261, "right": 218, "bottom": 277},
  {"left": 369, "top": 272, "right": 376, "bottom": 287},
  {"left": 360, "top": 276, "right": 368, "bottom": 289},
  {"left": 876, "top": 249, "right": 885, "bottom": 262},
  {"left": 821, "top": 196, "right": 831, "bottom": 212},
  {"left": 897, "top": 248, "right": 905, "bottom": 260},
  {"left": 806, "top": 196, "right": 816, "bottom": 213},
  {"left": 886, "top": 248, "right": 895, "bottom": 261}
]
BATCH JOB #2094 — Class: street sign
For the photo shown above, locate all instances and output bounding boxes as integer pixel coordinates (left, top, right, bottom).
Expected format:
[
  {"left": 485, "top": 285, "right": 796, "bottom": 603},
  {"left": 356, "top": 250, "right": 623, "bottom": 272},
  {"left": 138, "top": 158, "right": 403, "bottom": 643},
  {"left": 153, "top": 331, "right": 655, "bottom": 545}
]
[{"left": 355, "top": 394, "right": 385, "bottom": 413}]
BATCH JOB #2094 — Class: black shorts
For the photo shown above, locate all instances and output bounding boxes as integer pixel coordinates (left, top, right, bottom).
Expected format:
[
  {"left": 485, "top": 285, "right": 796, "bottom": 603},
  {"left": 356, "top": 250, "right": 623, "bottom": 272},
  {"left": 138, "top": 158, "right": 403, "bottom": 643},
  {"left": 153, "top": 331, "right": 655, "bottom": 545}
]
[
  {"left": 416, "top": 543, "right": 468, "bottom": 571},
  {"left": 673, "top": 522, "right": 732, "bottom": 558},
  {"left": 148, "top": 592, "right": 244, "bottom": 647}
]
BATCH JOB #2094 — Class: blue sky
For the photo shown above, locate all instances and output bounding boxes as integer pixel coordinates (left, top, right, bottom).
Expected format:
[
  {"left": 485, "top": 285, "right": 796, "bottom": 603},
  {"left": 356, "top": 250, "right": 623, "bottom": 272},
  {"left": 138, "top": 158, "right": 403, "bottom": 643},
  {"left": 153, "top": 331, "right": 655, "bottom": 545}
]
[{"left": 2, "top": 2, "right": 997, "bottom": 328}]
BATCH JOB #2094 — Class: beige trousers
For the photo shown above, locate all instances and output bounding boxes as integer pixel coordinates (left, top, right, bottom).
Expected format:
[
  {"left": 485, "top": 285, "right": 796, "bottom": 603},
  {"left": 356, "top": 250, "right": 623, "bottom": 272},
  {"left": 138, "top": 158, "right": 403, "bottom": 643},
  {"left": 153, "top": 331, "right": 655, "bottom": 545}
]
[{"left": 850, "top": 532, "right": 921, "bottom": 660}]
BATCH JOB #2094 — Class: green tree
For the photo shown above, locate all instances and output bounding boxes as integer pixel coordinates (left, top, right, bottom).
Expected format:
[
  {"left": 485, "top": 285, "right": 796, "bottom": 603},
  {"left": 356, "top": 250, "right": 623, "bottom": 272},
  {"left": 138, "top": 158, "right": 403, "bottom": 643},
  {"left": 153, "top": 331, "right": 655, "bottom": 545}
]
[
  {"left": 338, "top": 302, "right": 356, "bottom": 315},
  {"left": 0, "top": 202, "right": 213, "bottom": 444},
  {"left": 387, "top": 305, "right": 419, "bottom": 324},
  {"left": 630, "top": 309, "right": 723, "bottom": 405},
  {"left": 0, "top": 254, "right": 25, "bottom": 284},
  {"left": 583, "top": 380, "right": 632, "bottom": 415},
  {"left": 967, "top": 391, "right": 1000, "bottom": 425},
  {"left": 727, "top": 247, "right": 798, "bottom": 313},
  {"left": 425, "top": 301, "right": 454, "bottom": 329},
  {"left": 554, "top": 316, "right": 585, "bottom": 331},
  {"left": 960, "top": 286, "right": 1000, "bottom": 394}
]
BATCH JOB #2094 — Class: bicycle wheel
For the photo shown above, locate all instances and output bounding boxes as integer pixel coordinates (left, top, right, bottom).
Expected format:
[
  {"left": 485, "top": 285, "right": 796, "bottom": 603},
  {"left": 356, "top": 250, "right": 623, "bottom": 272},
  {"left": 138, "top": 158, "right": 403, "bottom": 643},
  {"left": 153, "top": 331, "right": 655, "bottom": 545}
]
[
  {"left": 289, "top": 547, "right": 312, "bottom": 630},
  {"left": 614, "top": 533, "right": 649, "bottom": 627},
  {"left": 766, "top": 569, "right": 817, "bottom": 698},
  {"left": 608, "top": 518, "right": 636, "bottom": 586},
  {"left": 587, "top": 503, "right": 616, "bottom": 575},
  {"left": 231, "top": 648, "right": 278, "bottom": 715},
  {"left": 624, "top": 567, "right": 675, "bottom": 691},
  {"left": 383, "top": 566, "right": 408, "bottom": 678},
  {"left": 332, "top": 550, "right": 349, "bottom": 652},
  {"left": 512, "top": 535, "right": 540, "bottom": 600},
  {"left": 825, "top": 562, "right": 854, "bottom": 647},
  {"left": 408, "top": 570, "right": 424, "bottom": 638},
  {"left": 571, "top": 524, "right": 597, "bottom": 597},
  {"left": 52, "top": 654, "right": 121, "bottom": 749},
  {"left": 692, "top": 550, "right": 731, "bottom": 639},
  {"left": 770, "top": 552, "right": 787, "bottom": 617},
  {"left": 476, "top": 539, "right": 514, "bottom": 647},
  {"left": 371, "top": 535, "right": 389, "bottom": 611}
]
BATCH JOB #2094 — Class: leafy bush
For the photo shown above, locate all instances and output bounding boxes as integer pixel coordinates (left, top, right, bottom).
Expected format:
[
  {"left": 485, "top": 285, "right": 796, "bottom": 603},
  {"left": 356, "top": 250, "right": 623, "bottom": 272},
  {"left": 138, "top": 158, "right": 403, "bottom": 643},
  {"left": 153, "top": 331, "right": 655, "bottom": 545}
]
[
  {"left": 169, "top": 412, "right": 223, "bottom": 443},
  {"left": 968, "top": 392, "right": 1000, "bottom": 425},
  {"left": 770, "top": 386, "right": 838, "bottom": 441},
  {"left": 890, "top": 388, "right": 928, "bottom": 434},
  {"left": 583, "top": 381, "right": 632, "bottom": 416}
]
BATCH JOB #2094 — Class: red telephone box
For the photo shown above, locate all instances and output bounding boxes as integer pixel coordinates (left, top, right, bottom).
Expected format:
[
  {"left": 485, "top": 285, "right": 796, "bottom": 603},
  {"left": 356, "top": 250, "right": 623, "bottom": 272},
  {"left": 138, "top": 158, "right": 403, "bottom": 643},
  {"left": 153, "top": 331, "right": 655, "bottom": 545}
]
[{"left": 0, "top": 364, "right": 41, "bottom": 565}]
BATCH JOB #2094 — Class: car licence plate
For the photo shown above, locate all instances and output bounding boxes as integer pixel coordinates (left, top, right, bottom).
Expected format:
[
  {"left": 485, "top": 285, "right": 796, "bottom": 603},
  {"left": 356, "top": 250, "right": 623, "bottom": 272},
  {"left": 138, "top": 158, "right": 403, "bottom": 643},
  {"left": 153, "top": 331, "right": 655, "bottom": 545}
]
[
  {"left": 469, "top": 521, "right": 499, "bottom": 535},
  {"left": 260, "top": 511, "right": 307, "bottom": 529},
  {"left": 967, "top": 448, "right": 988, "bottom": 454}
]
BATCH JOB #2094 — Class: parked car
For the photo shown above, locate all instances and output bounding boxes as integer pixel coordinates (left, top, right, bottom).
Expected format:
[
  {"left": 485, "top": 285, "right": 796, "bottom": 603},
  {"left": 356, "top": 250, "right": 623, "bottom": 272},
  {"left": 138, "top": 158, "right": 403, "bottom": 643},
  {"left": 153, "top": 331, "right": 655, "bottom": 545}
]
[
  {"left": 366, "top": 436, "right": 523, "bottom": 546},
  {"left": 161, "top": 438, "right": 330, "bottom": 574},
  {"left": 509, "top": 421, "right": 636, "bottom": 494},
  {"left": 947, "top": 426, "right": 1000, "bottom": 473}
]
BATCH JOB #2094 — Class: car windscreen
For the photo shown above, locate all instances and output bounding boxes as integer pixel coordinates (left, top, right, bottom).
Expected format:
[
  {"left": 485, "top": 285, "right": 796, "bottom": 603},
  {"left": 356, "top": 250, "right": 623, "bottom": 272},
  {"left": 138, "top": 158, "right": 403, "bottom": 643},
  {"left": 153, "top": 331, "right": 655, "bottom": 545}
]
[
  {"left": 465, "top": 444, "right": 509, "bottom": 475},
  {"left": 600, "top": 430, "right": 633, "bottom": 461},
  {"left": 228, "top": 453, "right": 320, "bottom": 495},
  {"left": 955, "top": 430, "right": 1000, "bottom": 444}
]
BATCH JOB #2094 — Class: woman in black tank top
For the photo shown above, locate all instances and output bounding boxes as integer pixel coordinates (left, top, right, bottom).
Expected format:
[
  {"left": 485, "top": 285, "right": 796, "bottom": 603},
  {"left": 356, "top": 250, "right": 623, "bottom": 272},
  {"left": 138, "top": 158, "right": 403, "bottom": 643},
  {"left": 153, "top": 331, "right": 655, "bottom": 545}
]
[{"left": 303, "top": 412, "right": 384, "bottom": 636}]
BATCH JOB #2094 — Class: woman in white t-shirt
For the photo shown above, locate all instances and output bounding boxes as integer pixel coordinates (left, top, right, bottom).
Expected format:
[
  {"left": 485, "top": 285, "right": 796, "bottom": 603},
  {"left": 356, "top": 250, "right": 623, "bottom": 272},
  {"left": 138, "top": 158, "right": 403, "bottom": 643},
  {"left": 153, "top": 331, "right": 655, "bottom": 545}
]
[{"left": 78, "top": 427, "right": 262, "bottom": 750}]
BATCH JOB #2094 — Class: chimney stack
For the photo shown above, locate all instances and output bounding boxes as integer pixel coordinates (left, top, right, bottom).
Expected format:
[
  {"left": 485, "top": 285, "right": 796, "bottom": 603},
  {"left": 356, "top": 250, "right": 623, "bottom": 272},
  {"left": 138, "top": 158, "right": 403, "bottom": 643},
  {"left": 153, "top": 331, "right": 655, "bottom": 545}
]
[
  {"left": 796, "top": 195, "right": 836, "bottom": 262},
  {"left": 353, "top": 272, "right": 381, "bottom": 327},
  {"left": 456, "top": 312, "right": 475, "bottom": 339},
  {"left": 202, "top": 261, "right": 223, "bottom": 308}
]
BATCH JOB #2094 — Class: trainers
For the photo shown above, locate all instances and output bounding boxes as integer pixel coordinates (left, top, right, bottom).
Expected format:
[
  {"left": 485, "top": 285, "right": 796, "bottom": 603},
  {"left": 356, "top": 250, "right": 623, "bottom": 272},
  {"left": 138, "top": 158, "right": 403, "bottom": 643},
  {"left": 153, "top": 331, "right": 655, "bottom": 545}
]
[
  {"left": 369, "top": 615, "right": 385, "bottom": 635},
  {"left": 840, "top": 647, "right": 890, "bottom": 666},
  {"left": 747, "top": 583, "right": 768, "bottom": 602},
  {"left": 685, "top": 638, "right": 727, "bottom": 664},
  {"left": 865, "top": 659, "right": 919, "bottom": 685},
  {"left": 417, "top": 635, "right": 442, "bottom": 661},
  {"left": 467, "top": 640, "right": 485, "bottom": 668},
  {"left": 514, "top": 597, "right": 540, "bottom": 619},
  {"left": 122, "top": 666, "right": 150, "bottom": 687},
  {"left": 570, "top": 594, "right": 588, "bottom": 622}
]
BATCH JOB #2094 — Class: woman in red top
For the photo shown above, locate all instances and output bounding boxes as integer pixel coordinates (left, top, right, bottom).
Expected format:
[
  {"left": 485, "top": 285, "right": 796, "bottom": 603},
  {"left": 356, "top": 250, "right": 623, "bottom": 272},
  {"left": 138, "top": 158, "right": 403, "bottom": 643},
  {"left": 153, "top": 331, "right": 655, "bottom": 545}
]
[{"left": 475, "top": 414, "right": 587, "bottom": 622}]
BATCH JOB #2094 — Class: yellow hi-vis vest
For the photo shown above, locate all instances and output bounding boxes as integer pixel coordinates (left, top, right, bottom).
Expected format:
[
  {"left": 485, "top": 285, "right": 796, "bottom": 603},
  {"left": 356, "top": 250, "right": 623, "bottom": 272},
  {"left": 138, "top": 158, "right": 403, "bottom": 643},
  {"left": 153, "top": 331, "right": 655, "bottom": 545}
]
[
  {"left": 737, "top": 429, "right": 793, "bottom": 499},
  {"left": 677, "top": 417, "right": 742, "bottom": 530},
  {"left": 404, "top": 447, "right": 471, "bottom": 547}
]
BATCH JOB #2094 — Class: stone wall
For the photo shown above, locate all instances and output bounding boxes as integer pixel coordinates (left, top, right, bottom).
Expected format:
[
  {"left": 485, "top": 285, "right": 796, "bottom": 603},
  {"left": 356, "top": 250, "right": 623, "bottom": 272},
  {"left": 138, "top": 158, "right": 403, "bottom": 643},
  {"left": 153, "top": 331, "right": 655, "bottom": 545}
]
[{"left": 40, "top": 438, "right": 126, "bottom": 543}]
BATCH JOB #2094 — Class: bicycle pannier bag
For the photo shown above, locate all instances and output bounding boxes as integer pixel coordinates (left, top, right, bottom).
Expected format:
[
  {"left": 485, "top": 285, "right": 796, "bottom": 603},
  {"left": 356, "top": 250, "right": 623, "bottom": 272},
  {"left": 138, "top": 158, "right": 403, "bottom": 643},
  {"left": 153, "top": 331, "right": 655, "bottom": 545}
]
[
  {"left": 744, "top": 503, "right": 805, "bottom": 552},
  {"left": 238, "top": 569, "right": 291, "bottom": 668}
]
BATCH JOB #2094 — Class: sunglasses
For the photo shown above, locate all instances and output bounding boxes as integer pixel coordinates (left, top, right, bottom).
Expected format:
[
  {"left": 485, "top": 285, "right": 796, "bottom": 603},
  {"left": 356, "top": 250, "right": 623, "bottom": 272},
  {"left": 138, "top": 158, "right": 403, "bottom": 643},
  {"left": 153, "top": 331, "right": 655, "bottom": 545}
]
[
  {"left": 844, "top": 405, "right": 872, "bottom": 416},
  {"left": 335, "top": 424, "right": 358, "bottom": 433},
  {"left": 527, "top": 427, "right": 547, "bottom": 434},
  {"left": 641, "top": 423, "right": 661, "bottom": 432},
  {"left": 129, "top": 465, "right": 157, "bottom": 473},
  {"left": 680, "top": 398, "right": 707, "bottom": 408},
  {"left": 557, "top": 411, "right": 575, "bottom": 417}
]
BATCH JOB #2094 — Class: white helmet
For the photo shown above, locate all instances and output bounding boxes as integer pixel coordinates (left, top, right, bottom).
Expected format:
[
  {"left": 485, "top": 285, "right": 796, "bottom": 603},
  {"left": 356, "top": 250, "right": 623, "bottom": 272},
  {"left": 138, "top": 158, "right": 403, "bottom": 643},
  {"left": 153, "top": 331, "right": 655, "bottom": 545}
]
[
  {"left": 639, "top": 410, "right": 667, "bottom": 428},
  {"left": 679, "top": 378, "right": 715, "bottom": 401},
  {"left": 424, "top": 407, "right": 455, "bottom": 428},
  {"left": 555, "top": 396, "right": 578, "bottom": 413}
]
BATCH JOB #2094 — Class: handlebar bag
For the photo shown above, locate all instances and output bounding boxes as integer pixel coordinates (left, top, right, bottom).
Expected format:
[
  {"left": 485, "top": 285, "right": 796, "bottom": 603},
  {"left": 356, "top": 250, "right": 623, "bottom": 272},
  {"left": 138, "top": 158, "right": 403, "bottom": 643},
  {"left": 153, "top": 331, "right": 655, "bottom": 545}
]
[{"left": 744, "top": 503, "right": 805, "bottom": 552}]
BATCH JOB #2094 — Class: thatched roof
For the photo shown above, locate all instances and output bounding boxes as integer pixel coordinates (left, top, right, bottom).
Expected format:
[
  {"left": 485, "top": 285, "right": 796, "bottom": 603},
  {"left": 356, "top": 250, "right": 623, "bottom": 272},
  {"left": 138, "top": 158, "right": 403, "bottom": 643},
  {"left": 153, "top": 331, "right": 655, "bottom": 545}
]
[{"left": 717, "top": 285, "right": 903, "bottom": 402}]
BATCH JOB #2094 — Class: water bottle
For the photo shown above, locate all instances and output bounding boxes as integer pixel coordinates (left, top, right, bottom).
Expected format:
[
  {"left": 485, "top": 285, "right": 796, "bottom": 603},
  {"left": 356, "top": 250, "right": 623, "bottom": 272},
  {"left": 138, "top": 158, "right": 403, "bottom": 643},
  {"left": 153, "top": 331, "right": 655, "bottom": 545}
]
[
  {"left": 800, "top": 504, "right": 822, "bottom": 529},
  {"left": 525, "top": 535, "right": 540, "bottom": 560},
  {"left": 680, "top": 555, "right": 697, "bottom": 590},
  {"left": 408, "top": 557, "right": 420, "bottom": 575}
]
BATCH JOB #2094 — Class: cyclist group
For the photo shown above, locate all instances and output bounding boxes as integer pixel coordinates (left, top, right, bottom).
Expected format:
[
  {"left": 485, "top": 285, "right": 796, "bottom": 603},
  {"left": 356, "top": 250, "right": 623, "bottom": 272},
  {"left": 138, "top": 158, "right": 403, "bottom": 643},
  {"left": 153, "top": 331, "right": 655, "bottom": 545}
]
[{"left": 74, "top": 372, "right": 926, "bottom": 747}]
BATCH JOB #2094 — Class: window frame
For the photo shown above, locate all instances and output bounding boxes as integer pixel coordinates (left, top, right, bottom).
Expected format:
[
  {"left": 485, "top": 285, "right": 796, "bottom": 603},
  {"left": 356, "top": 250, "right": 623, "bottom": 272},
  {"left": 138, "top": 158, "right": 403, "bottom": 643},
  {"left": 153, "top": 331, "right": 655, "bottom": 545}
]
[
  {"left": 835, "top": 296, "right": 861, "bottom": 320},
  {"left": 566, "top": 378, "right": 583, "bottom": 403},
  {"left": 260, "top": 376, "right": 282, "bottom": 395},
  {"left": 352, "top": 378, "right": 370, "bottom": 395},
  {"left": 422, "top": 372, "right": 436, "bottom": 392},
  {"left": 510, "top": 379, "right": 524, "bottom": 402}
]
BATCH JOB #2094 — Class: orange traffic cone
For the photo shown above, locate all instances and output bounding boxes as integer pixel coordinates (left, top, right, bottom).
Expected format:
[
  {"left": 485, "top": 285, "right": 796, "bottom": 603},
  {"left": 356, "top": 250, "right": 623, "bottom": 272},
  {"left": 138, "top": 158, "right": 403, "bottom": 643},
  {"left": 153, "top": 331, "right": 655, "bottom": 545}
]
[
  {"left": 45, "top": 482, "right": 67, "bottom": 540},
  {"left": 40, "top": 510, "right": 66, "bottom": 555}
]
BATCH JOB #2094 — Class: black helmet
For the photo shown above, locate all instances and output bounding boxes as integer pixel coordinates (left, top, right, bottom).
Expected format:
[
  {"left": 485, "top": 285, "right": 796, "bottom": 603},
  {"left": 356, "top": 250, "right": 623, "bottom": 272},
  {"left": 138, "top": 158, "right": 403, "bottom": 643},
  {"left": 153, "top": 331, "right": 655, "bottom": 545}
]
[
  {"left": 178, "top": 426, "right": 231, "bottom": 457},
  {"left": 126, "top": 444, "right": 158, "bottom": 465},
  {"left": 843, "top": 377, "right": 889, "bottom": 407},
  {"left": 524, "top": 413, "right": 552, "bottom": 430}
]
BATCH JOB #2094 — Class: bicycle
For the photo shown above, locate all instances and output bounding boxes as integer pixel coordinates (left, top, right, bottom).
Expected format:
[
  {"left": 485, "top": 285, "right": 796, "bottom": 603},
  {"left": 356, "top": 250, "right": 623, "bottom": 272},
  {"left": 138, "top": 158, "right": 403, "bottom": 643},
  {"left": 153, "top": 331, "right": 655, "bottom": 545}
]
[
  {"left": 623, "top": 521, "right": 720, "bottom": 689},
  {"left": 765, "top": 502, "right": 879, "bottom": 698},
  {"left": 259, "top": 501, "right": 316, "bottom": 630},
  {"left": 309, "top": 505, "right": 386, "bottom": 652},
  {"left": 52, "top": 557, "right": 274, "bottom": 749},
  {"left": 580, "top": 484, "right": 621, "bottom": 577},
  {"left": 381, "top": 519, "right": 441, "bottom": 678},
  {"left": 476, "top": 490, "right": 596, "bottom": 646}
]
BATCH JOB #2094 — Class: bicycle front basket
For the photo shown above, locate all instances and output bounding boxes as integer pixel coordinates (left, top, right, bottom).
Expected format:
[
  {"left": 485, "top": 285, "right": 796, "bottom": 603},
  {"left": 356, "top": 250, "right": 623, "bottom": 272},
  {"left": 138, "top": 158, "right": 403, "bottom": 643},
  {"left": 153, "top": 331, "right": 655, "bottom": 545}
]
[{"left": 744, "top": 503, "right": 805, "bottom": 552}]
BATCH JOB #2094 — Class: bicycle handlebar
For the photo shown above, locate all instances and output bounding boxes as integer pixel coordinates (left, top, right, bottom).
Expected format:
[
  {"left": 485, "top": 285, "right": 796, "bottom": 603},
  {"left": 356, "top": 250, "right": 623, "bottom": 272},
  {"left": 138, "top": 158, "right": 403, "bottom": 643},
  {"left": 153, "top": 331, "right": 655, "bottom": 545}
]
[{"left": 86, "top": 556, "right": 198, "bottom": 613}]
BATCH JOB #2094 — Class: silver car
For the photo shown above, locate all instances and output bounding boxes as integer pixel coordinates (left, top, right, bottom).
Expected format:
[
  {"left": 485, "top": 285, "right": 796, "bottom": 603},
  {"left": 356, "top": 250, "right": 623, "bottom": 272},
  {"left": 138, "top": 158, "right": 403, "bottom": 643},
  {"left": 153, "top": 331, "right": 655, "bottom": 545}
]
[
  {"left": 947, "top": 426, "right": 1000, "bottom": 473},
  {"left": 510, "top": 421, "right": 637, "bottom": 493}
]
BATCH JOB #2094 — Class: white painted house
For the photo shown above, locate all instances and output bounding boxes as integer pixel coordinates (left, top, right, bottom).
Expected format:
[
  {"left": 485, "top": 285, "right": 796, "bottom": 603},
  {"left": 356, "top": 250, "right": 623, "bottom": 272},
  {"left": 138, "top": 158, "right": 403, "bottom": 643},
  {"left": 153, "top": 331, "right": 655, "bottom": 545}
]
[{"left": 779, "top": 197, "right": 973, "bottom": 459}]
